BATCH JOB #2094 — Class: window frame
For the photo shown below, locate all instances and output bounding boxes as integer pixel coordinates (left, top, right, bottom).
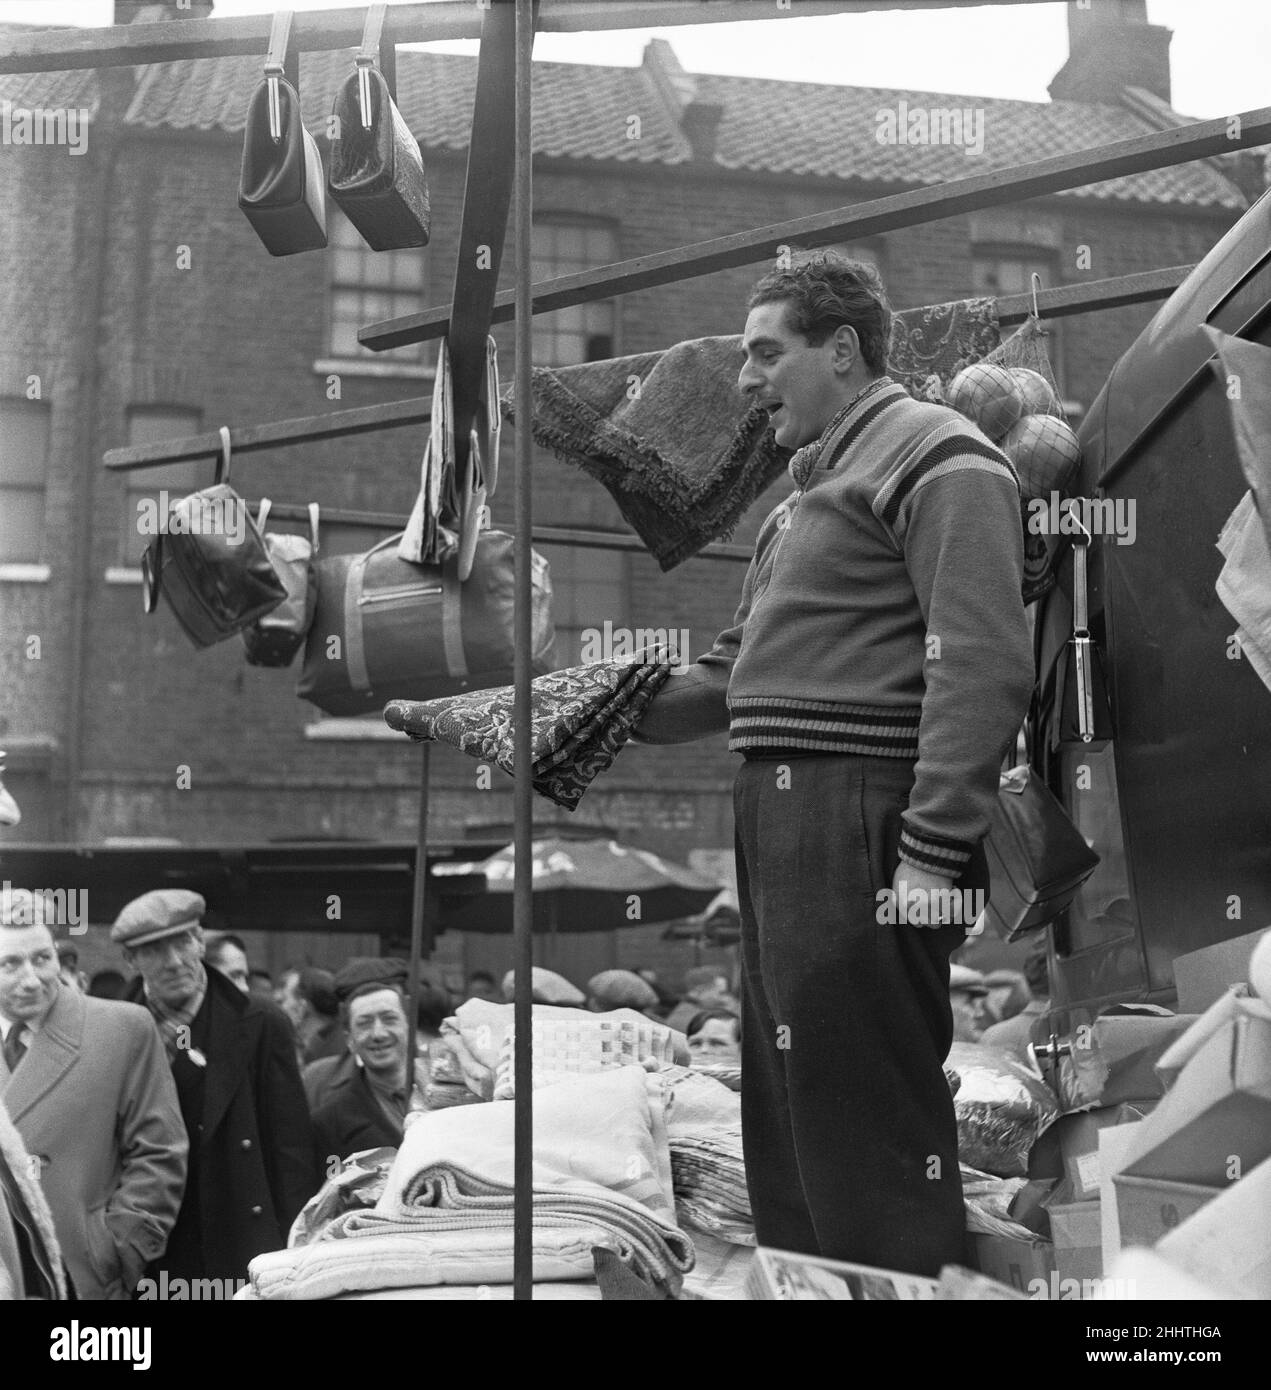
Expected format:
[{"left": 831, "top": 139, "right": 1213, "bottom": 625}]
[{"left": 0, "top": 395, "right": 53, "bottom": 573}]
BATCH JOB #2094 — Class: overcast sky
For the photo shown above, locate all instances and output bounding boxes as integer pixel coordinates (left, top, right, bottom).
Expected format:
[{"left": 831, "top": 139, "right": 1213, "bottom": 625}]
[{"left": 2, "top": 0, "right": 1268, "bottom": 118}]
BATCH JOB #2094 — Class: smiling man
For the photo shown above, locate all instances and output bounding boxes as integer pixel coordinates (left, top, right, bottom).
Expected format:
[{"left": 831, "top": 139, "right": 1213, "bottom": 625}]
[
  {"left": 311, "top": 982, "right": 428, "bottom": 1165},
  {"left": 631, "top": 251, "right": 1034, "bottom": 1276},
  {"left": 1, "top": 891, "right": 186, "bottom": 1299},
  {"left": 115, "top": 889, "right": 318, "bottom": 1286}
]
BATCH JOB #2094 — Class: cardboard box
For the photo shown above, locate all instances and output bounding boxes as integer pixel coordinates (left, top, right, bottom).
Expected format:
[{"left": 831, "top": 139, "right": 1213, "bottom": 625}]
[
  {"left": 1051, "top": 1103, "right": 1148, "bottom": 1203},
  {"left": 1111, "top": 1173, "right": 1222, "bottom": 1247},
  {"left": 1059, "top": 1012, "right": 1198, "bottom": 1111},
  {"left": 1155, "top": 987, "right": 1271, "bottom": 1087},
  {"left": 1116, "top": 1007, "right": 1271, "bottom": 1186},
  {"left": 1049, "top": 1200, "right": 1103, "bottom": 1285},
  {"left": 1156, "top": 1156, "right": 1271, "bottom": 1298},
  {"left": 1173, "top": 926, "right": 1271, "bottom": 1015},
  {"left": 969, "top": 1232, "right": 1055, "bottom": 1297},
  {"left": 1098, "top": 1122, "right": 1142, "bottom": 1272}
]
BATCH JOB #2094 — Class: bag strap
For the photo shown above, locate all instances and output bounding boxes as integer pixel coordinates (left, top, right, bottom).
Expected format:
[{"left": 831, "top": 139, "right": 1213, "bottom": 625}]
[
  {"left": 215, "top": 426, "right": 232, "bottom": 488},
  {"left": 356, "top": 3, "right": 395, "bottom": 125},
  {"left": 441, "top": 551, "right": 469, "bottom": 681},
  {"left": 1069, "top": 510, "right": 1096, "bottom": 743},
  {"left": 264, "top": 10, "right": 298, "bottom": 143}
]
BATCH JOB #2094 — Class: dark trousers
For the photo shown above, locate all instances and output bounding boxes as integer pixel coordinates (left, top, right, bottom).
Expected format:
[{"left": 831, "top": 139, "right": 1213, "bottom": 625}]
[{"left": 735, "top": 752, "right": 989, "bottom": 1278}]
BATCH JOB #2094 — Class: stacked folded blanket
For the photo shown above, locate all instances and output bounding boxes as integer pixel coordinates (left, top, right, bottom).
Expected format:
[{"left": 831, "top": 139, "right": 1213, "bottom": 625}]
[
  {"left": 659, "top": 1064, "right": 754, "bottom": 1246},
  {"left": 247, "top": 1066, "right": 693, "bottom": 1299},
  {"left": 385, "top": 658, "right": 671, "bottom": 810}
]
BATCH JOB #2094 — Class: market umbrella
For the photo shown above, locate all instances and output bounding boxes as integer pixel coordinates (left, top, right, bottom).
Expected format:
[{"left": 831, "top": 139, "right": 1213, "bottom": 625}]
[{"left": 430, "top": 835, "right": 722, "bottom": 935}]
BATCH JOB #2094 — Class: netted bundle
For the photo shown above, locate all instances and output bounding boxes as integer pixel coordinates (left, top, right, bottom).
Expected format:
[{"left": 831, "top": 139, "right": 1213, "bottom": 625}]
[{"left": 985, "top": 315, "right": 1078, "bottom": 603}]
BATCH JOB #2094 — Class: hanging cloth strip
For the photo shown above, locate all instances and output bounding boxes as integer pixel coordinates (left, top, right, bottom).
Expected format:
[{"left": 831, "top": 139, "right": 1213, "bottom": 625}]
[
  {"left": 384, "top": 657, "right": 672, "bottom": 811},
  {"left": 504, "top": 296, "right": 999, "bottom": 571}
]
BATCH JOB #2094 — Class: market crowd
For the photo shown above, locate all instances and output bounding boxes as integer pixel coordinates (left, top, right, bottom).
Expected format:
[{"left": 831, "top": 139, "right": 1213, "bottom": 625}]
[{"left": 0, "top": 886, "right": 750, "bottom": 1300}]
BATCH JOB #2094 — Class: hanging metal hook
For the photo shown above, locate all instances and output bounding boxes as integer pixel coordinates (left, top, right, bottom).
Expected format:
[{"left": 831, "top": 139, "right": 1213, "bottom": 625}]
[
  {"left": 1030, "top": 271, "right": 1043, "bottom": 322},
  {"left": 217, "top": 425, "right": 232, "bottom": 487}
]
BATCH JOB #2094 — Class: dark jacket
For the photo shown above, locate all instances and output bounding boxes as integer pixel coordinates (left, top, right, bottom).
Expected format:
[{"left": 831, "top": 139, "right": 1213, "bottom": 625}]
[
  {"left": 127, "top": 967, "right": 319, "bottom": 1282},
  {"left": 311, "top": 1063, "right": 404, "bottom": 1166}
]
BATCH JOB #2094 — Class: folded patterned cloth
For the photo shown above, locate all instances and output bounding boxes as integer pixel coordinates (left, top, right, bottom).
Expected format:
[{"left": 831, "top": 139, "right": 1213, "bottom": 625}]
[
  {"left": 385, "top": 658, "right": 671, "bottom": 811},
  {"left": 505, "top": 299, "right": 999, "bottom": 571}
]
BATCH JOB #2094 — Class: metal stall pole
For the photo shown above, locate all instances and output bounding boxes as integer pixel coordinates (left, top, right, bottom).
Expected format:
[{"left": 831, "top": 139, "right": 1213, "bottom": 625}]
[
  {"left": 404, "top": 743, "right": 431, "bottom": 1101},
  {"left": 512, "top": 0, "right": 536, "bottom": 1302}
]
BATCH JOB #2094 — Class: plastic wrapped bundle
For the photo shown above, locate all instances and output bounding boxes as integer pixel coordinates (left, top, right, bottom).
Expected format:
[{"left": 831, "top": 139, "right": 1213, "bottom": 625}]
[{"left": 946, "top": 1041, "right": 1059, "bottom": 1177}]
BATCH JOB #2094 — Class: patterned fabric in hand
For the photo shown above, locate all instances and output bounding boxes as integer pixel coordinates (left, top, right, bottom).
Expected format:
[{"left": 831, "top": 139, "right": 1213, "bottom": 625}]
[{"left": 384, "top": 658, "right": 672, "bottom": 811}]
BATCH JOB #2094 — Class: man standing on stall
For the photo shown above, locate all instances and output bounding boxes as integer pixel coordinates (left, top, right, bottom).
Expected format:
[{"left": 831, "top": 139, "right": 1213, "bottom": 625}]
[{"left": 632, "top": 252, "right": 1034, "bottom": 1275}]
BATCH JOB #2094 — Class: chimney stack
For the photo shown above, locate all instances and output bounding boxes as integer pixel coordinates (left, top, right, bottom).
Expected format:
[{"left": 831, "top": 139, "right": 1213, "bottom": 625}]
[{"left": 1049, "top": 0, "right": 1172, "bottom": 106}]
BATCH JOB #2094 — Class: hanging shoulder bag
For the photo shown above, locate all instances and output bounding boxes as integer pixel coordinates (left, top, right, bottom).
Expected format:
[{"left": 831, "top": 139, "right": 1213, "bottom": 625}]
[
  {"left": 141, "top": 428, "right": 287, "bottom": 650},
  {"left": 238, "top": 9, "right": 328, "bottom": 257},
  {"left": 983, "top": 764, "right": 1102, "bottom": 942},
  {"left": 242, "top": 500, "right": 320, "bottom": 668},
  {"left": 296, "top": 528, "right": 554, "bottom": 717},
  {"left": 328, "top": 4, "right": 431, "bottom": 251}
]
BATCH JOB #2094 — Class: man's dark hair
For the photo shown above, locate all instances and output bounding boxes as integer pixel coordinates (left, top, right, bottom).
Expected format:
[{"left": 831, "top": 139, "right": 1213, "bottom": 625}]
[
  {"left": 88, "top": 969, "right": 127, "bottom": 1000},
  {"left": 685, "top": 1008, "right": 742, "bottom": 1044},
  {"left": 207, "top": 932, "right": 246, "bottom": 955},
  {"left": 415, "top": 984, "right": 452, "bottom": 1035},
  {"left": 748, "top": 250, "right": 892, "bottom": 377},
  {"left": 297, "top": 966, "right": 338, "bottom": 1019},
  {"left": 467, "top": 970, "right": 495, "bottom": 987}
]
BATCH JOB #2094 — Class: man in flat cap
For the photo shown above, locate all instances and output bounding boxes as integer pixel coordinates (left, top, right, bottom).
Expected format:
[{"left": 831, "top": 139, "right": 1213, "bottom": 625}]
[
  {"left": 115, "top": 889, "right": 319, "bottom": 1284},
  {"left": 1, "top": 889, "right": 186, "bottom": 1299}
]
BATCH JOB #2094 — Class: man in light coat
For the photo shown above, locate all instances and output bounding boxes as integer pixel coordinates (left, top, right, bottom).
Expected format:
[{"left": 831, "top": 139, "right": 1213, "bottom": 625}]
[{"left": 0, "top": 895, "right": 187, "bottom": 1299}]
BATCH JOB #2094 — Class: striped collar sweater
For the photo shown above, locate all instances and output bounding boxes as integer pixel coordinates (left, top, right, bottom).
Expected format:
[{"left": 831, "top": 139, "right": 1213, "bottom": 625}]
[{"left": 634, "top": 375, "right": 1035, "bottom": 879}]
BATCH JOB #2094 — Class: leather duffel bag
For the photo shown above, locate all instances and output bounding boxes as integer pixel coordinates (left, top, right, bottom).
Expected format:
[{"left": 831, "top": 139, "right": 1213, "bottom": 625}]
[{"left": 296, "top": 529, "right": 554, "bottom": 716}]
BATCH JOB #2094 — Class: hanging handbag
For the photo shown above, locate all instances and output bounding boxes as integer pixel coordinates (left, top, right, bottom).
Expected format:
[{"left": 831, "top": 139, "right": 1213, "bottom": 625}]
[
  {"left": 242, "top": 500, "right": 320, "bottom": 668},
  {"left": 983, "top": 764, "right": 1101, "bottom": 942},
  {"left": 238, "top": 10, "right": 328, "bottom": 257},
  {"left": 296, "top": 529, "right": 555, "bottom": 717},
  {"left": 140, "top": 428, "right": 287, "bottom": 650},
  {"left": 328, "top": 4, "right": 431, "bottom": 252}
]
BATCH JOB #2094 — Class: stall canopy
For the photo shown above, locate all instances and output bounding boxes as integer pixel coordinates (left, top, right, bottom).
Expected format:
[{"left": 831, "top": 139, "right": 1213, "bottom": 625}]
[
  {"left": 0, "top": 841, "right": 489, "bottom": 935},
  {"left": 431, "top": 835, "right": 723, "bottom": 933}
]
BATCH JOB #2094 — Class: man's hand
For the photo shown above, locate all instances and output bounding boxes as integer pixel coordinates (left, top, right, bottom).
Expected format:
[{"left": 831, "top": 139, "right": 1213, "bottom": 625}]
[{"left": 891, "top": 863, "right": 958, "bottom": 926}]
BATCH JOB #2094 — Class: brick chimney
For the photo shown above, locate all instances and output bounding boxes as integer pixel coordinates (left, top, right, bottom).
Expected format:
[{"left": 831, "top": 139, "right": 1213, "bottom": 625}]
[
  {"left": 1049, "top": 0, "right": 1172, "bottom": 106},
  {"left": 642, "top": 38, "right": 723, "bottom": 161}
]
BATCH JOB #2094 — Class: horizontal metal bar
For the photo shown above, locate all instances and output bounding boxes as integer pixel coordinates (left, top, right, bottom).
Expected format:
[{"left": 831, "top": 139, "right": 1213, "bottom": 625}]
[
  {"left": 103, "top": 262, "right": 1202, "bottom": 473},
  {"left": 251, "top": 503, "right": 754, "bottom": 563},
  {"left": 361, "top": 110, "right": 1271, "bottom": 349},
  {"left": 103, "top": 395, "right": 432, "bottom": 470},
  {"left": 994, "top": 264, "right": 1195, "bottom": 325},
  {"left": 0, "top": 1, "right": 1055, "bottom": 76}
]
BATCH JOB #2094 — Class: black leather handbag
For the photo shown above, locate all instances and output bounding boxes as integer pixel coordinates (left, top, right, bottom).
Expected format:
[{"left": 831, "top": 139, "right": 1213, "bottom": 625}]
[
  {"left": 238, "top": 9, "right": 327, "bottom": 257},
  {"left": 241, "top": 500, "right": 319, "bottom": 668},
  {"left": 141, "top": 429, "right": 287, "bottom": 650},
  {"left": 983, "top": 765, "right": 1102, "bottom": 942},
  {"left": 328, "top": 4, "right": 430, "bottom": 251}
]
